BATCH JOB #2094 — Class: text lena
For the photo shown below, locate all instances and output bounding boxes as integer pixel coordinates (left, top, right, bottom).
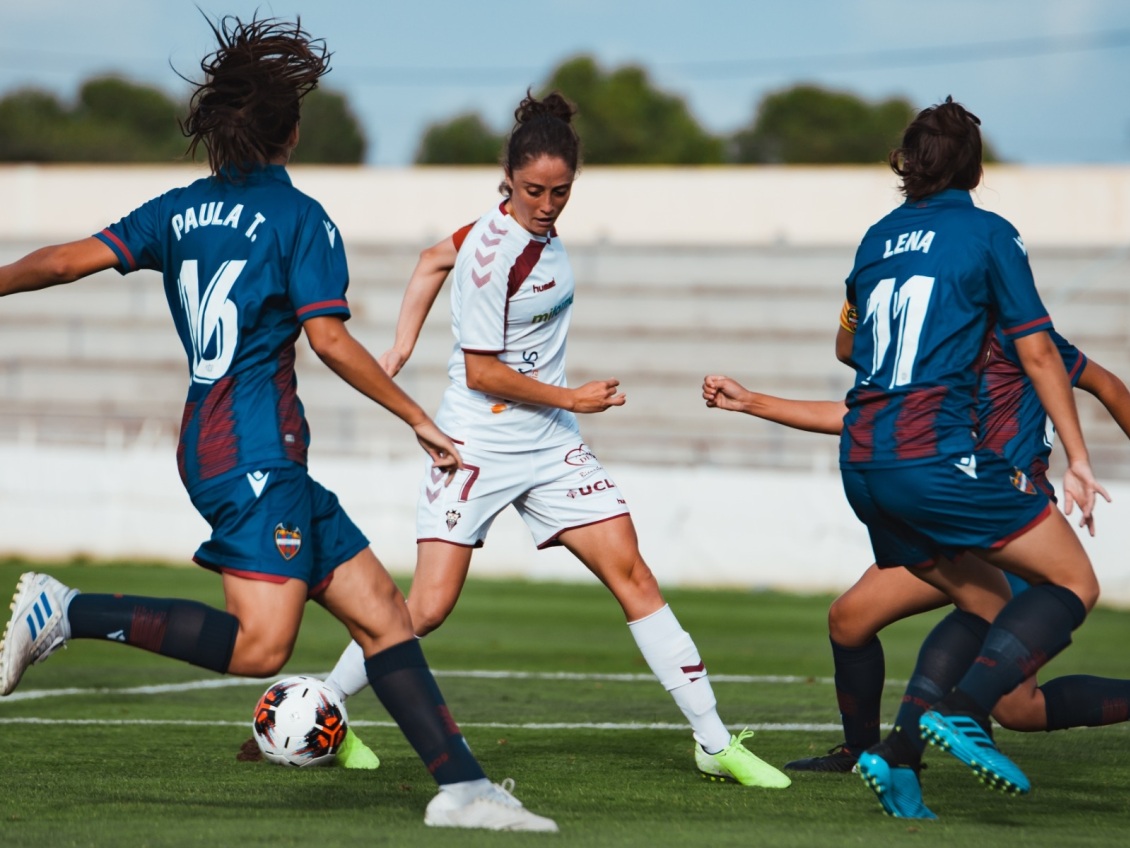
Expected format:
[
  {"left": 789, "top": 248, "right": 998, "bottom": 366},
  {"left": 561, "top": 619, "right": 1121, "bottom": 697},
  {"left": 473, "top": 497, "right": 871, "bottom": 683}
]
[
  {"left": 171, "top": 203, "right": 267, "bottom": 242},
  {"left": 883, "top": 230, "right": 935, "bottom": 258}
]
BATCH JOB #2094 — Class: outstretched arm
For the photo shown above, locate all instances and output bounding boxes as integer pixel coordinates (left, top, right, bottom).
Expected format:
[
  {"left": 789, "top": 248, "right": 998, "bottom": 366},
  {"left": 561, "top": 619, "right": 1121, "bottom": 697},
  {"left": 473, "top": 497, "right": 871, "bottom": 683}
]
[
  {"left": 0, "top": 238, "right": 119, "bottom": 297},
  {"left": 464, "top": 352, "right": 625, "bottom": 414},
  {"left": 378, "top": 235, "right": 457, "bottom": 377},
  {"left": 1076, "top": 358, "right": 1130, "bottom": 441},
  {"left": 702, "top": 375, "right": 845, "bottom": 435},
  {"left": 304, "top": 315, "right": 461, "bottom": 478},
  {"left": 1015, "top": 331, "right": 1109, "bottom": 533}
]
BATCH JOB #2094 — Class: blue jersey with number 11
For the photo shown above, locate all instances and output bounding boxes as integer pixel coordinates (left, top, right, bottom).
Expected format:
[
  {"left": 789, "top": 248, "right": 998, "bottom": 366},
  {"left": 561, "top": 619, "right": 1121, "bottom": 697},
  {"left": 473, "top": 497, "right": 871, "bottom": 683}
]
[
  {"left": 94, "top": 165, "right": 351, "bottom": 495},
  {"left": 839, "top": 189, "right": 1052, "bottom": 468}
]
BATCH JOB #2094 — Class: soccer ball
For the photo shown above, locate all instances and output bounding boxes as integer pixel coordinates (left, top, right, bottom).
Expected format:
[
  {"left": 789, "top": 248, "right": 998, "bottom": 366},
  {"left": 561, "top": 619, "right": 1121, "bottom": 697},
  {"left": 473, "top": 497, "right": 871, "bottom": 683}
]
[{"left": 252, "top": 675, "right": 348, "bottom": 767}]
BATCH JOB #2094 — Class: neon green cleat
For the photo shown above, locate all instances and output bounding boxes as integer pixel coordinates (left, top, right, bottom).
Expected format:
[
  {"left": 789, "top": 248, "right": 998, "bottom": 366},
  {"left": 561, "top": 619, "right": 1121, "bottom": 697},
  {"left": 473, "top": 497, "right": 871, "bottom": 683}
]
[
  {"left": 336, "top": 727, "right": 380, "bottom": 770},
  {"left": 695, "top": 729, "right": 791, "bottom": 788}
]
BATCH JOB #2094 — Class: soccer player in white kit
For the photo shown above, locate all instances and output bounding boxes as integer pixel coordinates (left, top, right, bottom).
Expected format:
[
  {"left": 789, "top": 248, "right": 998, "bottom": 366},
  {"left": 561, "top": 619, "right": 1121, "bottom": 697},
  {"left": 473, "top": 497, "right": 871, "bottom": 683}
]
[{"left": 324, "top": 90, "right": 790, "bottom": 789}]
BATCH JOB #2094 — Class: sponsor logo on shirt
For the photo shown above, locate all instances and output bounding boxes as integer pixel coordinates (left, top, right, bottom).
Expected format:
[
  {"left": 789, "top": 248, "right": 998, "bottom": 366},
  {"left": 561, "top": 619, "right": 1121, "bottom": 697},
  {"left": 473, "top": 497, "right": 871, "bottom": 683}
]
[
  {"left": 531, "top": 294, "right": 574, "bottom": 324},
  {"left": 533, "top": 279, "right": 557, "bottom": 293}
]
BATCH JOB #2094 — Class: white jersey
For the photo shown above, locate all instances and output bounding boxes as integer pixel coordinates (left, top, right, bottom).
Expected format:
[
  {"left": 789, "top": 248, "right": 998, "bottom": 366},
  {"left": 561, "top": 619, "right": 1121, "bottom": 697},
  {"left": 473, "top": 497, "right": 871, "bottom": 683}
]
[{"left": 436, "top": 201, "right": 580, "bottom": 451}]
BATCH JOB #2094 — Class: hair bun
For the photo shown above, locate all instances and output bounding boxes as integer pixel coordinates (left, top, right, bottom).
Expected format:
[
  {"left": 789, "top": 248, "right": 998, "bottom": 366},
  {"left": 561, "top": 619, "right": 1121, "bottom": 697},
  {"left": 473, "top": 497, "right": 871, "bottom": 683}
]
[{"left": 514, "top": 90, "right": 576, "bottom": 126}]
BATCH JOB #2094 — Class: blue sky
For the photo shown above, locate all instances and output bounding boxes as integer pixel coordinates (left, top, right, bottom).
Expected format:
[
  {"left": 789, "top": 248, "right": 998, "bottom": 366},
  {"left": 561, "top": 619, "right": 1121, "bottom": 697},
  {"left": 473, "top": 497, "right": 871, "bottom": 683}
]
[{"left": 3, "top": 0, "right": 1130, "bottom": 165}]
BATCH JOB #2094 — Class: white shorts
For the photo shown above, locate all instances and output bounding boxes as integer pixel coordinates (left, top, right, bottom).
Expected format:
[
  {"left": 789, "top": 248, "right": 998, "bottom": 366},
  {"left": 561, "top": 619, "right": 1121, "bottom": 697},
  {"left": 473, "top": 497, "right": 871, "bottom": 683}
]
[{"left": 416, "top": 441, "right": 630, "bottom": 548}]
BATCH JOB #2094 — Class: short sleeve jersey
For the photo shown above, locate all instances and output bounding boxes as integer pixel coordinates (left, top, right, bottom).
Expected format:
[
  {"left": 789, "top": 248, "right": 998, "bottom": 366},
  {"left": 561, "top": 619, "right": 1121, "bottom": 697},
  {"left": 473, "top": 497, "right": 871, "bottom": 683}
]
[
  {"left": 435, "top": 201, "right": 580, "bottom": 451},
  {"left": 839, "top": 189, "right": 1052, "bottom": 468},
  {"left": 977, "top": 327, "right": 1086, "bottom": 496},
  {"left": 94, "top": 165, "right": 350, "bottom": 495}
]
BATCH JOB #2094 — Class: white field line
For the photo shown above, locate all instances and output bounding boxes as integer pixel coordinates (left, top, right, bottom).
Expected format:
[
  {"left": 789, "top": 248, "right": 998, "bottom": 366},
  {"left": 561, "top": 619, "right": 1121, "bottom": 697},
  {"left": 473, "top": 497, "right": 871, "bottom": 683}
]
[
  {"left": 0, "top": 716, "right": 853, "bottom": 732},
  {"left": 0, "top": 669, "right": 910, "bottom": 703}
]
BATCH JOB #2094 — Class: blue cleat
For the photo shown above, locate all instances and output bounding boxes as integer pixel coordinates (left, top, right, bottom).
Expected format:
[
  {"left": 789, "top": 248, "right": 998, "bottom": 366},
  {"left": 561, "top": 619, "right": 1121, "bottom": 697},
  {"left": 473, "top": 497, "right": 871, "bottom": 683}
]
[
  {"left": 919, "top": 710, "right": 1030, "bottom": 795},
  {"left": 857, "top": 745, "right": 936, "bottom": 820}
]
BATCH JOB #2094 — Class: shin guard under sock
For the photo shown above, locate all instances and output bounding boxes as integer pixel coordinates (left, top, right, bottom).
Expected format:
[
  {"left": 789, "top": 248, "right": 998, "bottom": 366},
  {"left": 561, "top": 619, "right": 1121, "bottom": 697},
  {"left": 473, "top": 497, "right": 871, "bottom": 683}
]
[
  {"left": 67, "top": 594, "right": 237, "bottom": 673},
  {"left": 956, "top": 584, "right": 1087, "bottom": 715},
  {"left": 365, "top": 639, "right": 485, "bottom": 785},
  {"left": 893, "top": 608, "right": 991, "bottom": 758},
  {"left": 830, "top": 636, "right": 885, "bottom": 752}
]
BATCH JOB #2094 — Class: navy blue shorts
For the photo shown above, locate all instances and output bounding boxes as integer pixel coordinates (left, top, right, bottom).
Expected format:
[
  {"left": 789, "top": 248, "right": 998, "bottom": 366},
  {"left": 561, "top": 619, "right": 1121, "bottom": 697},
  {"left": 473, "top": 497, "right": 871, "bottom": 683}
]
[
  {"left": 841, "top": 449, "right": 1051, "bottom": 569},
  {"left": 189, "top": 465, "right": 369, "bottom": 593}
]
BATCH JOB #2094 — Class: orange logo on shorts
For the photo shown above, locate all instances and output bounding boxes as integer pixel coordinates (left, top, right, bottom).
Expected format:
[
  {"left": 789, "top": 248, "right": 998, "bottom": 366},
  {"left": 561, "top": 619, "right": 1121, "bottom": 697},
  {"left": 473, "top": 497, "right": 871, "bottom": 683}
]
[
  {"left": 491, "top": 403, "right": 507, "bottom": 414},
  {"left": 274, "top": 523, "right": 303, "bottom": 560}
]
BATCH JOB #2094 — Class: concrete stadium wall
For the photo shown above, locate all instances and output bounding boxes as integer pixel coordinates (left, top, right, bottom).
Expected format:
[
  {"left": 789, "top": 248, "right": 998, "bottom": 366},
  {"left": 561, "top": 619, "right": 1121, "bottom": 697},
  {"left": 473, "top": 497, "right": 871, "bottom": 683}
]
[
  {"left": 4, "top": 442, "right": 1129, "bottom": 606},
  {"left": 2, "top": 163, "right": 1130, "bottom": 248},
  {"left": 4, "top": 164, "right": 1130, "bottom": 603}
]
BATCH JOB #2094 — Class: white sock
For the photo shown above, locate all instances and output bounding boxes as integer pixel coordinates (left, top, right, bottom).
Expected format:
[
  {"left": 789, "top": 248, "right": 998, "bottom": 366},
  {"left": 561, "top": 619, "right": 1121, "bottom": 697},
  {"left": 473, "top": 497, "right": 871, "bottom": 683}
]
[
  {"left": 323, "top": 639, "right": 369, "bottom": 702},
  {"left": 628, "top": 604, "right": 731, "bottom": 753},
  {"left": 439, "top": 777, "right": 492, "bottom": 803}
]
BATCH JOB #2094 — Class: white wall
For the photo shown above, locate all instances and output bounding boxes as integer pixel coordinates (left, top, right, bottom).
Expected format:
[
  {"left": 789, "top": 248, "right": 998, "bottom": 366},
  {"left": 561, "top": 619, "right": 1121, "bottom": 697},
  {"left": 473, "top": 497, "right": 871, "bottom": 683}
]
[
  {"left": 2, "top": 163, "right": 1129, "bottom": 248},
  {"left": 4, "top": 443, "right": 1128, "bottom": 606}
]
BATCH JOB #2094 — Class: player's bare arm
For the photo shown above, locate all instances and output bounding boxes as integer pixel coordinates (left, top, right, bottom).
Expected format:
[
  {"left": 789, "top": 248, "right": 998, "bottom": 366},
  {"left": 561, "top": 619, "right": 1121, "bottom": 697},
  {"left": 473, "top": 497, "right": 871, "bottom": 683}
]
[
  {"left": 464, "top": 351, "right": 625, "bottom": 413},
  {"left": 305, "top": 315, "right": 462, "bottom": 476},
  {"left": 379, "top": 235, "right": 458, "bottom": 377},
  {"left": 702, "top": 375, "right": 846, "bottom": 435},
  {"left": 1014, "top": 330, "right": 1110, "bottom": 531},
  {"left": 1076, "top": 359, "right": 1130, "bottom": 441},
  {"left": 0, "top": 237, "right": 119, "bottom": 297}
]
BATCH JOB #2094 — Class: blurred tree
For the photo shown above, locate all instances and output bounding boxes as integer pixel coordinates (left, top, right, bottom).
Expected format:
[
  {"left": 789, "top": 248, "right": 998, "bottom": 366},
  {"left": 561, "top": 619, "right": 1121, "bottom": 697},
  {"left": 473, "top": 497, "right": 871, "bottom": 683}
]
[
  {"left": 294, "top": 87, "right": 367, "bottom": 164},
  {"left": 0, "top": 89, "right": 74, "bottom": 161},
  {"left": 0, "top": 77, "right": 365, "bottom": 164},
  {"left": 544, "top": 56, "right": 724, "bottom": 165},
  {"left": 415, "top": 112, "right": 502, "bottom": 165},
  {"left": 731, "top": 84, "right": 999, "bottom": 164}
]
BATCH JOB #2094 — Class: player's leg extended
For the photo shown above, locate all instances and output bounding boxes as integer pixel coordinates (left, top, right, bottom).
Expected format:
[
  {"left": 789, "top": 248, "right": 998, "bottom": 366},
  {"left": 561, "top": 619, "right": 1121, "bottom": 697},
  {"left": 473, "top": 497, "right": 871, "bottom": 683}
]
[
  {"left": 319, "top": 547, "right": 556, "bottom": 832},
  {"left": 0, "top": 571, "right": 250, "bottom": 695},
  {"left": 406, "top": 541, "right": 476, "bottom": 637},
  {"left": 857, "top": 555, "right": 1008, "bottom": 817},
  {"left": 559, "top": 515, "right": 789, "bottom": 789},
  {"left": 787, "top": 564, "right": 950, "bottom": 773}
]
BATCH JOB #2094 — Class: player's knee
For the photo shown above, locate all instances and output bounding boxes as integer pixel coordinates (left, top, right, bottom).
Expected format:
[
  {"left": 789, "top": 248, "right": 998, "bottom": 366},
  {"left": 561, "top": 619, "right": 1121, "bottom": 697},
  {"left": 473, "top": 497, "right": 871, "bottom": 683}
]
[
  {"left": 231, "top": 638, "right": 293, "bottom": 677},
  {"left": 827, "top": 594, "right": 870, "bottom": 647},
  {"left": 991, "top": 697, "right": 1045, "bottom": 732},
  {"left": 407, "top": 597, "right": 452, "bottom": 637}
]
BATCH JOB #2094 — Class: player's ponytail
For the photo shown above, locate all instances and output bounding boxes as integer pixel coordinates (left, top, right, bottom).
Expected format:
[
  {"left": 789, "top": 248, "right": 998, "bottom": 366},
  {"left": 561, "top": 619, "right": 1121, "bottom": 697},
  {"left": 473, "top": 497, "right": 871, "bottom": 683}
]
[
  {"left": 500, "top": 89, "right": 582, "bottom": 196},
  {"left": 890, "top": 95, "right": 984, "bottom": 201},
  {"left": 181, "top": 15, "right": 330, "bottom": 181}
]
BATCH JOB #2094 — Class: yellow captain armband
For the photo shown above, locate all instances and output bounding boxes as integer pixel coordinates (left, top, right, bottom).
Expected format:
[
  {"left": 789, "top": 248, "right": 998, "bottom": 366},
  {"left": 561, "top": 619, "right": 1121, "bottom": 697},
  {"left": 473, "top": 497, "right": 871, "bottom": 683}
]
[{"left": 839, "top": 300, "right": 858, "bottom": 334}]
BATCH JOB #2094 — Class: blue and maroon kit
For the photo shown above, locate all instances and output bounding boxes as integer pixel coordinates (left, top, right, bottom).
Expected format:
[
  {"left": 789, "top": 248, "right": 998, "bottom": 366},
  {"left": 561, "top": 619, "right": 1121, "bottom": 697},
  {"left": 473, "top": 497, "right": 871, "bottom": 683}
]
[
  {"left": 94, "top": 165, "right": 366, "bottom": 586},
  {"left": 977, "top": 328, "right": 1086, "bottom": 499},
  {"left": 838, "top": 189, "right": 1057, "bottom": 568}
]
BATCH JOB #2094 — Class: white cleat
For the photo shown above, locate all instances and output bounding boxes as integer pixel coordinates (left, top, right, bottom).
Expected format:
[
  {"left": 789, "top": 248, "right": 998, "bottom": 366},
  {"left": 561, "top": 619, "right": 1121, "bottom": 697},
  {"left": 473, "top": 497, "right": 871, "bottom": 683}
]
[
  {"left": 424, "top": 779, "right": 558, "bottom": 832},
  {"left": 0, "top": 572, "right": 74, "bottom": 696}
]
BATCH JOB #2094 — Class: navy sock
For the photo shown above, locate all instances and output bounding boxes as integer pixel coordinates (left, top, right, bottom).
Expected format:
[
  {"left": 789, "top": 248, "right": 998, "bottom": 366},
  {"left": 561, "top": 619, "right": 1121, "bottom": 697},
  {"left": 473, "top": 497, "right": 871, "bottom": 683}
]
[
  {"left": 892, "top": 609, "right": 991, "bottom": 757},
  {"left": 67, "top": 594, "right": 237, "bottom": 673},
  {"left": 956, "top": 584, "right": 1087, "bottom": 714},
  {"left": 1041, "top": 675, "right": 1130, "bottom": 730},
  {"left": 365, "top": 639, "right": 486, "bottom": 785},
  {"left": 830, "top": 636, "right": 885, "bottom": 752}
]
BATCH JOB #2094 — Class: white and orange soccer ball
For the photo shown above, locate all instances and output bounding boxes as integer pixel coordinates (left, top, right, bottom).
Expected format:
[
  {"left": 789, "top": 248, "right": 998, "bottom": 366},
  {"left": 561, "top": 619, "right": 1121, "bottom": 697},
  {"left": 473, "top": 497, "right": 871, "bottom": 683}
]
[{"left": 252, "top": 675, "right": 348, "bottom": 767}]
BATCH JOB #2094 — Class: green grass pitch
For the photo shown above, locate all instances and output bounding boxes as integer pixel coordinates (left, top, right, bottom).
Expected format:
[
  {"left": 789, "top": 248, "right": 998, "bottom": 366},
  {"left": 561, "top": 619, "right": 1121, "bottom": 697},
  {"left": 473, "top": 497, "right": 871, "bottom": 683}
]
[{"left": 1, "top": 559, "right": 1128, "bottom": 847}]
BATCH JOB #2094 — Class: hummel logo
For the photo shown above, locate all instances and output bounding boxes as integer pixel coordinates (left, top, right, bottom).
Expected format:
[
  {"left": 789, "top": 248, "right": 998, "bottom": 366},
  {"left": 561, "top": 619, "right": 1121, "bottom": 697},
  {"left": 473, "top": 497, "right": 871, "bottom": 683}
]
[
  {"left": 954, "top": 454, "right": 978, "bottom": 479},
  {"left": 323, "top": 220, "right": 337, "bottom": 248},
  {"left": 1013, "top": 235, "right": 1027, "bottom": 256},
  {"left": 107, "top": 630, "right": 126, "bottom": 642},
  {"left": 247, "top": 470, "right": 270, "bottom": 498}
]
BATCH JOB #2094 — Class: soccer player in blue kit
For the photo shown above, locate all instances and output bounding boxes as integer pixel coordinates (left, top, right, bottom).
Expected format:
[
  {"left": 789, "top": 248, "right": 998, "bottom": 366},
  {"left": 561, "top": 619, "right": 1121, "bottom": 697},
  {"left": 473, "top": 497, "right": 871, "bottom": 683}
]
[
  {"left": 827, "top": 97, "right": 1107, "bottom": 817},
  {"left": 704, "top": 323, "right": 1130, "bottom": 792},
  {"left": 0, "top": 16, "right": 555, "bottom": 833}
]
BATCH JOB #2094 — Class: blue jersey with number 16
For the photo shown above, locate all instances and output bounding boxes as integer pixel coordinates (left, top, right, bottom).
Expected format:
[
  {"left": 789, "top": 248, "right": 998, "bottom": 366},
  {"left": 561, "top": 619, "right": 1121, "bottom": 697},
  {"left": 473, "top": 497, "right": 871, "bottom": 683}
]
[
  {"left": 94, "top": 164, "right": 351, "bottom": 496},
  {"left": 839, "top": 189, "right": 1052, "bottom": 469}
]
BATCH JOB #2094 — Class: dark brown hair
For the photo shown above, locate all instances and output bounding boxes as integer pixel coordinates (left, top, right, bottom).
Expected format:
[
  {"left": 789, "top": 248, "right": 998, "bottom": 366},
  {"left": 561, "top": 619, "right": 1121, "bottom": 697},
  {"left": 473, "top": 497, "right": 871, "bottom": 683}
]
[
  {"left": 181, "top": 16, "right": 330, "bottom": 180},
  {"left": 500, "top": 90, "right": 581, "bottom": 195},
  {"left": 889, "top": 96, "right": 983, "bottom": 201}
]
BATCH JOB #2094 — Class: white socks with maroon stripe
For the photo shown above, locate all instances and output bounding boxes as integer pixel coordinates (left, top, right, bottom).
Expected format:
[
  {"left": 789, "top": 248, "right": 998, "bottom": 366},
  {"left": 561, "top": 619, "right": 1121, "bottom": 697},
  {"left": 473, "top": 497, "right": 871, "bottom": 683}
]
[{"left": 628, "top": 604, "right": 731, "bottom": 753}]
